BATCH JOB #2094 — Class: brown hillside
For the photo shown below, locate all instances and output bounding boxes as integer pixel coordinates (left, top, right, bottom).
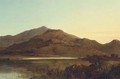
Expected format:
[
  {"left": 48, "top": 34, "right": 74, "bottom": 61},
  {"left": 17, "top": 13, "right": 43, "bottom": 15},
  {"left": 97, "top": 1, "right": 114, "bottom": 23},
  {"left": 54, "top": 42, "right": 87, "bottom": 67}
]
[
  {"left": 102, "top": 40, "right": 120, "bottom": 55},
  {"left": 3, "top": 29, "right": 105, "bottom": 56},
  {"left": 0, "top": 26, "right": 48, "bottom": 47}
]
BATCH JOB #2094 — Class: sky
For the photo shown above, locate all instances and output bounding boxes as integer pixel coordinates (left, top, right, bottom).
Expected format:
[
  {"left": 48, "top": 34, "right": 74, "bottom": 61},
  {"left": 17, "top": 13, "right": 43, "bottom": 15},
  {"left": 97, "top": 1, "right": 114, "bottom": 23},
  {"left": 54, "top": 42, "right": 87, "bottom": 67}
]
[{"left": 0, "top": 0, "right": 120, "bottom": 43}]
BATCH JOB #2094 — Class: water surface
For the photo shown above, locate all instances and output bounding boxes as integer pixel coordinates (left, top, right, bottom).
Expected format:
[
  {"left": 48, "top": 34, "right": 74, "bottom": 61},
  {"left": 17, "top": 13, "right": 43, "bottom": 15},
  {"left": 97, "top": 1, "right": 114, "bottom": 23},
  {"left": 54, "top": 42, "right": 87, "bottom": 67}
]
[{"left": 0, "top": 57, "right": 88, "bottom": 79}]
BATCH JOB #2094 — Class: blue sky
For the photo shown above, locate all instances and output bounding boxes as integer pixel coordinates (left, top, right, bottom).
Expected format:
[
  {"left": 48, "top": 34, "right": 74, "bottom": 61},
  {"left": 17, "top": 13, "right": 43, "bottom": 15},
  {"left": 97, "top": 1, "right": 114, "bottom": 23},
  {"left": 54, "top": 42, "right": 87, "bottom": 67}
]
[{"left": 0, "top": 0, "right": 120, "bottom": 43}]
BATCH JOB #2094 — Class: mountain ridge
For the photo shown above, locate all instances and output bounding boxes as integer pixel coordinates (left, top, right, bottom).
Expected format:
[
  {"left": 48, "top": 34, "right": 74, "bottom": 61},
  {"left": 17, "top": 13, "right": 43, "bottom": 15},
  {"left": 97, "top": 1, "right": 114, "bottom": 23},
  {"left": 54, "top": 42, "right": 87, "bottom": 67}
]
[
  {"left": 0, "top": 26, "right": 48, "bottom": 47},
  {"left": 0, "top": 27, "right": 120, "bottom": 56}
]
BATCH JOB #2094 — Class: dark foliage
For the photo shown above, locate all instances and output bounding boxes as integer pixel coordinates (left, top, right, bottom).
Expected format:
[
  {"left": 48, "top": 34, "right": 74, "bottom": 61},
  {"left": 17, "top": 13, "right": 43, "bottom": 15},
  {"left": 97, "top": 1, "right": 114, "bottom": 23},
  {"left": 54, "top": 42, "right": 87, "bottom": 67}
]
[{"left": 46, "top": 55, "right": 120, "bottom": 79}]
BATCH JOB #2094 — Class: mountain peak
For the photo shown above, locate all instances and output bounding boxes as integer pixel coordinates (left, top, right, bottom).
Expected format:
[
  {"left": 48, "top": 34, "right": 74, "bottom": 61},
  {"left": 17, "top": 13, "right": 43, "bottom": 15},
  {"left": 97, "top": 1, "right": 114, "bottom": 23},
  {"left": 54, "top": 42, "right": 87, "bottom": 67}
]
[
  {"left": 111, "top": 39, "right": 120, "bottom": 42},
  {"left": 109, "top": 39, "right": 120, "bottom": 45},
  {"left": 43, "top": 29, "right": 64, "bottom": 34},
  {"left": 36, "top": 26, "right": 48, "bottom": 30},
  {"left": 0, "top": 26, "right": 49, "bottom": 47}
]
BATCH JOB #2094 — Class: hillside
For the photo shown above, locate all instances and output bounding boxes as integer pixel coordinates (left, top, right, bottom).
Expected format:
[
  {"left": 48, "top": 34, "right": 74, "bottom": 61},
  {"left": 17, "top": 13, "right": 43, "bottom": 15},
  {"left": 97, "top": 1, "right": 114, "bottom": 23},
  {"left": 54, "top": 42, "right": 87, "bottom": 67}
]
[
  {"left": 0, "top": 27, "right": 120, "bottom": 57},
  {"left": 2, "top": 29, "right": 105, "bottom": 56},
  {"left": 0, "top": 26, "right": 48, "bottom": 48},
  {"left": 102, "top": 40, "right": 120, "bottom": 54}
]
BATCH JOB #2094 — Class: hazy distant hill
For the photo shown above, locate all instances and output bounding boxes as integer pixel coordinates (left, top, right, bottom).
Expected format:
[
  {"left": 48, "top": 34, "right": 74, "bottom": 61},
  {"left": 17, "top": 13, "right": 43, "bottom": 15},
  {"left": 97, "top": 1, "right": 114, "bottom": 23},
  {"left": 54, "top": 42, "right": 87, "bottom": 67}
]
[
  {"left": 102, "top": 40, "right": 120, "bottom": 54},
  {"left": 1, "top": 27, "right": 120, "bottom": 56},
  {"left": 0, "top": 26, "right": 48, "bottom": 47}
]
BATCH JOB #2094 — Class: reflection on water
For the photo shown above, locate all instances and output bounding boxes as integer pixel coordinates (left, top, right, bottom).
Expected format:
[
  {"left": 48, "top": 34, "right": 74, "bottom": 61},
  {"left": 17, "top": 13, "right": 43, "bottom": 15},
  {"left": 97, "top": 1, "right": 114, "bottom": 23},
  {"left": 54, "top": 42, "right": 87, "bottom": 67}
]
[
  {"left": 0, "top": 66, "right": 24, "bottom": 79},
  {"left": 0, "top": 59, "right": 88, "bottom": 79},
  {"left": 22, "top": 57, "right": 79, "bottom": 60},
  {"left": 0, "top": 73, "right": 23, "bottom": 79},
  {"left": 0, "top": 61, "right": 30, "bottom": 79}
]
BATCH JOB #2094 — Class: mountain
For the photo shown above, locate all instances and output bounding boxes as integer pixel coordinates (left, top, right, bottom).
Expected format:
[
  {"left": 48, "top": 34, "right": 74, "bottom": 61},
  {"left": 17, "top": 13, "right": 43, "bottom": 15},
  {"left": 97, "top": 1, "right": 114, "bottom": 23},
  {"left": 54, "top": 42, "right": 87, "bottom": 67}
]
[
  {"left": 102, "top": 40, "right": 120, "bottom": 55},
  {"left": 1, "top": 27, "right": 120, "bottom": 57},
  {"left": 0, "top": 26, "right": 48, "bottom": 48},
  {"left": 2, "top": 29, "right": 105, "bottom": 56}
]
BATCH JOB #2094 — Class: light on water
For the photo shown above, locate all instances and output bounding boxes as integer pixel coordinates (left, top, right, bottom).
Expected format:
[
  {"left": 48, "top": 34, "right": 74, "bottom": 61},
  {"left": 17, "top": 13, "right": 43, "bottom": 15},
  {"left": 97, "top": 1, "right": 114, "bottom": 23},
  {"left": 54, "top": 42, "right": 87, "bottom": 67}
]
[
  {"left": 22, "top": 57, "right": 79, "bottom": 60},
  {"left": 0, "top": 57, "right": 84, "bottom": 79},
  {"left": 0, "top": 73, "right": 23, "bottom": 79},
  {"left": 0, "top": 65, "right": 29, "bottom": 79}
]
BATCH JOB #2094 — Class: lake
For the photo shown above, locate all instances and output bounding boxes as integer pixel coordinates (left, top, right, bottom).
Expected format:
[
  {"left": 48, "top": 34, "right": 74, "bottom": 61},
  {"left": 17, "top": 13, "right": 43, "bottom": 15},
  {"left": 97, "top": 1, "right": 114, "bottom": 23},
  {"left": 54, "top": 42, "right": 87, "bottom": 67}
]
[{"left": 0, "top": 57, "right": 89, "bottom": 79}]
